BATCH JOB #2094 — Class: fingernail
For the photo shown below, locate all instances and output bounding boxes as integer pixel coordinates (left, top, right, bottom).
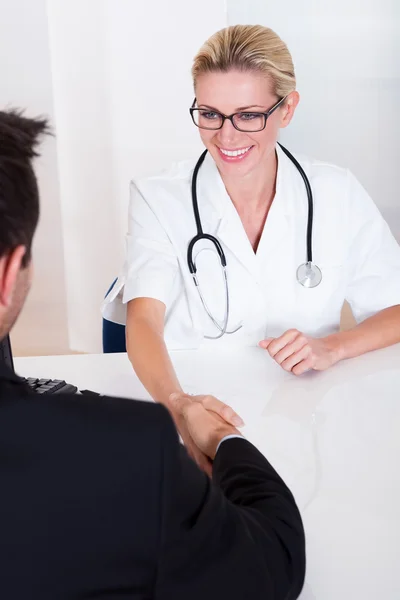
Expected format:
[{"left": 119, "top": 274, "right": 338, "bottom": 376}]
[
  {"left": 233, "top": 416, "right": 245, "bottom": 427},
  {"left": 259, "top": 339, "right": 271, "bottom": 348}
]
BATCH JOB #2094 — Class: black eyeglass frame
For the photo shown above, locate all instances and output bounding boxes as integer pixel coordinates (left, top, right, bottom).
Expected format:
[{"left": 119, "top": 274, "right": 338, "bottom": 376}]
[{"left": 189, "top": 96, "right": 287, "bottom": 132}]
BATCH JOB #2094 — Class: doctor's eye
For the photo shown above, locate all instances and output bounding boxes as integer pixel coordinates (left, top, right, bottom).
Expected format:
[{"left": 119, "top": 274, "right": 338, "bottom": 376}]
[
  {"left": 237, "top": 112, "right": 261, "bottom": 121},
  {"left": 199, "top": 110, "right": 221, "bottom": 120},
  {"left": 194, "top": 110, "right": 224, "bottom": 129},
  {"left": 233, "top": 112, "right": 265, "bottom": 132}
]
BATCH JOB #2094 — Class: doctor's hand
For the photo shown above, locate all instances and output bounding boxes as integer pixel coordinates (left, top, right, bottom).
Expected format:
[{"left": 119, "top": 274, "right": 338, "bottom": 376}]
[
  {"left": 169, "top": 392, "right": 244, "bottom": 476},
  {"left": 259, "top": 329, "right": 342, "bottom": 376}
]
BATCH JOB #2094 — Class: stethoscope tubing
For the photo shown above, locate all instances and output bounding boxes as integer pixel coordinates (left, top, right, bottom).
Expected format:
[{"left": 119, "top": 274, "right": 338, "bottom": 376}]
[{"left": 187, "top": 144, "right": 321, "bottom": 336}]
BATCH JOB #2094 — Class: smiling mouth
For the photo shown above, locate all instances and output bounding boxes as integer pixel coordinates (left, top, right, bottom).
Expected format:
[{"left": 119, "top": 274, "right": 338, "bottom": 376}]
[
  {"left": 219, "top": 146, "right": 253, "bottom": 157},
  {"left": 217, "top": 146, "right": 254, "bottom": 162}
]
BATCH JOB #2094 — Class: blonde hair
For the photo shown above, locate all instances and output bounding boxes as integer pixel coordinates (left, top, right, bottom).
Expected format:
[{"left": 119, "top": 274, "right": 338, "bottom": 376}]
[{"left": 192, "top": 25, "right": 296, "bottom": 99}]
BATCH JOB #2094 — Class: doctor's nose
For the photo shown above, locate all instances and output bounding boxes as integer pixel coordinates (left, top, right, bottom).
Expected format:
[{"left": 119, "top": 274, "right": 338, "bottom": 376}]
[{"left": 216, "top": 118, "right": 244, "bottom": 147}]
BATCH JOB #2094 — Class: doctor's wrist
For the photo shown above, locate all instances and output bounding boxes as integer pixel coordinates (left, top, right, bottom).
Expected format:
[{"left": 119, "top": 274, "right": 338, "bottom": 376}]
[
  {"left": 167, "top": 391, "right": 192, "bottom": 421},
  {"left": 324, "top": 333, "right": 346, "bottom": 364}
]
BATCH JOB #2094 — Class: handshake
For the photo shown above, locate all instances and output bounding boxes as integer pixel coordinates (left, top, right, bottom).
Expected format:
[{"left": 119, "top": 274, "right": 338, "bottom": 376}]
[{"left": 168, "top": 392, "right": 245, "bottom": 475}]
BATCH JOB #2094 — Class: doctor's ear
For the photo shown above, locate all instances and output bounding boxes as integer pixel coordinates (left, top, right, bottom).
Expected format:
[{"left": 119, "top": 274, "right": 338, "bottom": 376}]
[
  {"left": 279, "top": 91, "right": 300, "bottom": 129},
  {"left": 0, "top": 246, "right": 27, "bottom": 308}
]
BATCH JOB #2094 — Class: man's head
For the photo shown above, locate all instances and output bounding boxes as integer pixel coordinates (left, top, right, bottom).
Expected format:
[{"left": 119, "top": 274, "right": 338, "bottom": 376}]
[{"left": 0, "top": 109, "right": 50, "bottom": 340}]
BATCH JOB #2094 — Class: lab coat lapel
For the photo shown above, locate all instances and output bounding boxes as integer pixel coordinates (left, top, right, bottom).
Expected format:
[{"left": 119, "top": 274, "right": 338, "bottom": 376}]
[
  {"left": 255, "top": 145, "right": 292, "bottom": 261},
  {"left": 196, "top": 146, "right": 298, "bottom": 279},
  {"left": 198, "top": 153, "right": 259, "bottom": 278},
  {"left": 215, "top": 205, "right": 260, "bottom": 277}
]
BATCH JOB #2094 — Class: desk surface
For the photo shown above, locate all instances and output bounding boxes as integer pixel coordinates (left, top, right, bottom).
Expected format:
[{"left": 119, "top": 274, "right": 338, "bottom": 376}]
[{"left": 15, "top": 345, "right": 400, "bottom": 600}]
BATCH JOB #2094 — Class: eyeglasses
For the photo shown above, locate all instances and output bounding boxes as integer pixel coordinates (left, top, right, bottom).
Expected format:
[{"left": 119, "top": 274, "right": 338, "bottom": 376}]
[{"left": 189, "top": 96, "right": 286, "bottom": 132}]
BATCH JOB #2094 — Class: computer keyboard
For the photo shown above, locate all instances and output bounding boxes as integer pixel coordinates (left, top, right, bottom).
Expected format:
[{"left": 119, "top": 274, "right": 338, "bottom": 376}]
[{"left": 22, "top": 377, "right": 78, "bottom": 395}]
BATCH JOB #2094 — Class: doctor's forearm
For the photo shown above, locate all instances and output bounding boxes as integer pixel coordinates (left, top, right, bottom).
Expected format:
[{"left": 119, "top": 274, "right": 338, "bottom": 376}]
[
  {"left": 327, "top": 305, "right": 400, "bottom": 361},
  {"left": 127, "top": 319, "right": 183, "bottom": 410}
]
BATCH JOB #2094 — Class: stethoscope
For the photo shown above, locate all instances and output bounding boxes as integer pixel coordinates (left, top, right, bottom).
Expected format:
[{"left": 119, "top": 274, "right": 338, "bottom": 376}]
[{"left": 187, "top": 143, "right": 322, "bottom": 339}]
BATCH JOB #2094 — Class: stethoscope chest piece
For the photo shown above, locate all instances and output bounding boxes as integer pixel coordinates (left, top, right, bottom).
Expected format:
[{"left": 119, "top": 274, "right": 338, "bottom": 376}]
[{"left": 296, "top": 261, "right": 322, "bottom": 288}]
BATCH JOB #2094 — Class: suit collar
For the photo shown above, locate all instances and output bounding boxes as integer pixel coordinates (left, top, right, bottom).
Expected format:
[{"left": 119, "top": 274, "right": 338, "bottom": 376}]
[{"left": 0, "top": 360, "right": 24, "bottom": 385}]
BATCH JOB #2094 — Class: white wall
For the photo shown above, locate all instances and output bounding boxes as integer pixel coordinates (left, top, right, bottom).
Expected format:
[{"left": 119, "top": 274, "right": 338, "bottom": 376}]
[
  {"left": 4, "top": 1, "right": 396, "bottom": 355},
  {"left": 227, "top": 0, "right": 400, "bottom": 240},
  {"left": 103, "top": 0, "right": 226, "bottom": 236},
  {"left": 46, "top": 0, "right": 118, "bottom": 355},
  {"left": 0, "top": 0, "right": 69, "bottom": 356},
  {"left": 47, "top": 0, "right": 227, "bottom": 353}
]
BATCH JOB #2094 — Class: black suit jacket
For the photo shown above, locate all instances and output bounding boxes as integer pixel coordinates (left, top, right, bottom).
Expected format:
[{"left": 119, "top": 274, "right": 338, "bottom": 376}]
[{"left": 0, "top": 362, "right": 305, "bottom": 599}]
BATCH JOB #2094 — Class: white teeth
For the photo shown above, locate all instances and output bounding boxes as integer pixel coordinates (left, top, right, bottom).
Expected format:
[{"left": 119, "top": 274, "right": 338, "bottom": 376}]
[{"left": 220, "top": 146, "right": 252, "bottom": 157}]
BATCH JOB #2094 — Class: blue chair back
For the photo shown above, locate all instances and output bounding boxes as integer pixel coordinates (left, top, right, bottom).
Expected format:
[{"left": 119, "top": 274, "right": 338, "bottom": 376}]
[{"left": 102, "top": 279, "right": 127, "bottom": 353}]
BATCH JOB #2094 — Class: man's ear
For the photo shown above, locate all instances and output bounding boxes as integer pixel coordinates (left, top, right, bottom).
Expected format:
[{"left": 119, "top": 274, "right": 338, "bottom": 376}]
[{"left": 0, "top": 246, "right": 27, "bottom": 308}]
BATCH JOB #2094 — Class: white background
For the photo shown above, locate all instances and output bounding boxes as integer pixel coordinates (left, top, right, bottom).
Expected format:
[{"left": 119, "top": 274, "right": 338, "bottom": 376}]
[
  {"left": 228, "top": 0, "right": 400, "bottom": 231},
  {"left": 46, "top": 0, "right": 226, "bottom": 353},
  {"left": 1, "top": 0, "right": 399, "bottom": 354},
  {"left": 0, "top": 0, "right": 69, "bottom": 355}
]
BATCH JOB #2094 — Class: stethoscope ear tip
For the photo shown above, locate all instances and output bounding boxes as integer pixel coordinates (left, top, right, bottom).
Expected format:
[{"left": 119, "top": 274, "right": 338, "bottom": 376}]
[{"left": 296, "top": 262, "right": 322, "bottom": 288}]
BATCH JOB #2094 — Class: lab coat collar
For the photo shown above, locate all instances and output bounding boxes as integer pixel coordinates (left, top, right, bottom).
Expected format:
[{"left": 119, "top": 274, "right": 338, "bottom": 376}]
[{"left": 197, "top": 144, "right": 293, "bottom": 278}]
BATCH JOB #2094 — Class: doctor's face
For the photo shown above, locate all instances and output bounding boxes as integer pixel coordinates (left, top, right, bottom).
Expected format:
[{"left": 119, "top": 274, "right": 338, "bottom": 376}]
[{"left": 194, "top": 70, "right": 297, "bottom": 179}]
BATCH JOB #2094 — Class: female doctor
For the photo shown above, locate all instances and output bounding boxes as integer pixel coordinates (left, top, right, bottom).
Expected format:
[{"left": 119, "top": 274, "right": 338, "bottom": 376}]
[{"left": 103, "top": 25, "right": 400, "bottom": 470}]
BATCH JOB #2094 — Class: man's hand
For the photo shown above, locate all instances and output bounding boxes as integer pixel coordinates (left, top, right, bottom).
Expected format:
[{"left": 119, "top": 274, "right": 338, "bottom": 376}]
[
  {"left": 169, "top": 393, "right": 244, "bottom": 474},
  {"left": 259, "top": 329, "right": 342, "bottom": 375}
]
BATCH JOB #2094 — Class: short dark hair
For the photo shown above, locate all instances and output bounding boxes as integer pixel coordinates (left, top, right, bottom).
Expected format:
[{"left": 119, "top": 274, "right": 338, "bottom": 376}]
[{"left": 0, "top": 109, "right": 50, "bottom": 267}]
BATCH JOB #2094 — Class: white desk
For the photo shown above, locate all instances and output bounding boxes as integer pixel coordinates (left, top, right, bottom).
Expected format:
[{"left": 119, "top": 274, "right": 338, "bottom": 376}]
[{"left": 15, "top": 345, "right": 400, "bottom": 600}]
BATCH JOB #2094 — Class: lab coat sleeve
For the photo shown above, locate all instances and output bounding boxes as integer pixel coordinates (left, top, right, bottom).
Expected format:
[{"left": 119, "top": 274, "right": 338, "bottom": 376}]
[
  {"left": 345, "top": 171, "right": 400, "bottom": 323},
  {"left": 121, "top": 180, "right": 180, "bottom": 308}
]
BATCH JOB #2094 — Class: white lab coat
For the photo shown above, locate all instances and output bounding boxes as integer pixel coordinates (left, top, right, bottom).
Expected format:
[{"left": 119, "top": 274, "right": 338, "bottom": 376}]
[{"left": 102, "top": 144, "right": 400, "bottom": 349}]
